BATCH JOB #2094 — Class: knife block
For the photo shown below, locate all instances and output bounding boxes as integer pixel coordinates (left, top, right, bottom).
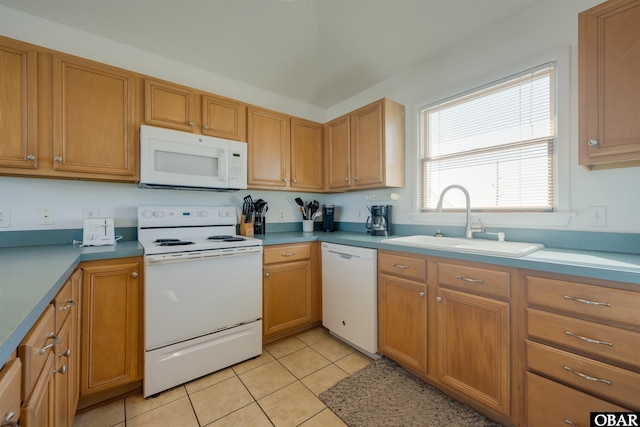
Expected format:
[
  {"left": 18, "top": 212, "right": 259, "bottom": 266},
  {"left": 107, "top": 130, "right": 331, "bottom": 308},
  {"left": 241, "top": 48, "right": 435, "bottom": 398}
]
[{"left": 239, "top": 215, "right": 254, "bottom": 237}]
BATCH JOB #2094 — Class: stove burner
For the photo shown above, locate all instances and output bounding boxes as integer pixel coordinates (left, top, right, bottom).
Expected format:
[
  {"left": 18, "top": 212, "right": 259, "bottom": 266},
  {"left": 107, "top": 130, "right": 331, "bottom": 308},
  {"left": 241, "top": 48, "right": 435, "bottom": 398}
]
[
  {"left": 207, "top": 235, "right": 246, "bottom": 242},
  {"left": 154, "top": 239, "right": 195, "bottom": 246}
]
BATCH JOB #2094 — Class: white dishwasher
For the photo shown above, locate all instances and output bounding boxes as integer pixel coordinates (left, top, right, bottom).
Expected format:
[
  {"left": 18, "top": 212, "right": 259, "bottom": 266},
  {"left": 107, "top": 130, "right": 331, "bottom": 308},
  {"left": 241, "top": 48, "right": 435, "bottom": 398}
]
[{"left": 322, "top": 242, "right": 378, "bottom": 356}]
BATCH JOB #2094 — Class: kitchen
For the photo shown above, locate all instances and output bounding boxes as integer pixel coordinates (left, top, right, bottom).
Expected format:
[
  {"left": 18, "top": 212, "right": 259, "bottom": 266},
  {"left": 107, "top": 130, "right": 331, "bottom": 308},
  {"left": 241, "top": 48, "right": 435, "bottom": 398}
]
[{"left": 1, "top": 0, "right": 639, "bottom": 426}]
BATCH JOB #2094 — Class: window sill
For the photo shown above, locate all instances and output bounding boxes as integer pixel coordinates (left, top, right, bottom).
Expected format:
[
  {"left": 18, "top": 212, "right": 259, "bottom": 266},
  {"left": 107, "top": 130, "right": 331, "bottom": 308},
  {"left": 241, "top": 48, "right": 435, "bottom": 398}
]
[{"left": 409, "top": 212, "right": 576, "bottom": 229}]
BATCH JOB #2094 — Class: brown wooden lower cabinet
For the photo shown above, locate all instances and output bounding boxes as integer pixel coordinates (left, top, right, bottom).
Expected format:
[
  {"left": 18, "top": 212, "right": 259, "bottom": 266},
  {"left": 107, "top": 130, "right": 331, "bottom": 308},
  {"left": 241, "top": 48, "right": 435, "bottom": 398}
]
[{"left": 79, "top": 257, "right": 143, "bottom": 406}]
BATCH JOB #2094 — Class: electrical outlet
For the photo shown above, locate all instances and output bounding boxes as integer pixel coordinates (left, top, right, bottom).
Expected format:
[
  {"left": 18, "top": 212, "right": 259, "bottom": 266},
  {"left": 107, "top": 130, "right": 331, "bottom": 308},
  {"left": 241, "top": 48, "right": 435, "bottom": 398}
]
[
  {"left": 278, "top": 209, "right": 286, "bottom": 221},
  {"left": 39, "top": 207, "right": 55, "bottom": 225},
  {"left": 588, "top": 206, "right": 606, "bottom": 227},
  {"left": 83, "top": 207, "right": 100, "bottom": 218},
  {"left": 0, "top": 208, "right": 10, "bottom": 228}
]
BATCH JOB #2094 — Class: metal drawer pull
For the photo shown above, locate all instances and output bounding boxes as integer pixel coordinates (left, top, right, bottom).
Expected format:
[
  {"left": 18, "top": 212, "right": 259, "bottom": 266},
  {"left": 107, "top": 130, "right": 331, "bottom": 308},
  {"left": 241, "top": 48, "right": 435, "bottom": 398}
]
[
  {"left": 391, "top": 263, "right": 409, "bottom": 269},
  {"left": 281, "top": 253, "right": 295, "bottom": 257},
  {"left": 40, "top": 332, "right": 59, "bottom": 354},
  {"left": 1, "top": 412, "right": 18, "bottom": 427},
  {"left": 563, "top": 365, "right": 611, "bottom": 385},
  {"left": 564, "top": 419, "right": 578, "bottom": 427},
  {"left": 565, "top": 330, "right": 613, "bottom": 347},
  {"left": 455, "top": 275, "right": 484, "bottom": 284},
  {"left": 61, "top": 299, "right": 76, "bottom": 311},
  {"left": 54, "top": 364, "right": 67, "bottom": 375},
  {"left": 563, "top": 295, "right": 611, "bottom": 307}
]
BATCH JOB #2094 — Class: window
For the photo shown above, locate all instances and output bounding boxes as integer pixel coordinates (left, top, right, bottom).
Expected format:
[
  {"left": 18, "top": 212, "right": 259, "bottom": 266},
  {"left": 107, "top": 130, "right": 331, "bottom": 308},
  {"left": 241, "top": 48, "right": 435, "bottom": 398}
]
[{"left": 420, "top": 63, "right": 555, "bottom": 212}]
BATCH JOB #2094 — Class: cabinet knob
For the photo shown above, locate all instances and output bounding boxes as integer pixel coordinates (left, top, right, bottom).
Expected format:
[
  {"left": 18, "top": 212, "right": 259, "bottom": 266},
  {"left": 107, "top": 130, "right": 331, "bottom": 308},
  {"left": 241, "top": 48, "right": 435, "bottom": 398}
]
[
  {"left": 1, "top": 411, "right": 18, "bottom": 427},
  {"left": 435, "top": 296, "right": 442, "bottom": 302},
  {"left": 353, "top": 176, "right": 358, "bottom": 181},
  {"left": 61, "top": 299, "right": 76, "bottom": 311},
  {"left": 188, "top": 121, "right": 194, "bottom": 127},
  {"left": 54, "top": 364, "right": 67, "bottom": 375},
  {"left": 27, "top": 154, "right": 36, "bottom": 161},
  {"left": 54, "top": 156, "right": 63, "bottom": 162},
  {"left": 283, "top": 178, "right": 288, "bottom": 183},
  {"left": 203, "top": 124, "right": 209, "bottom": 130},
  {"left": 419, "top": 292, "right": 425, "bottom": 297},
  {"left": 344, "top": 177, "right": 349, "bottom": 182},
  {"left": 131, "top": 272, "right": 138, "bottom": 278},
  {"left": 265, "top": 272, "right": 270, "bottom": 278},
  {"left": 293, "top": 178, "right": 297, "bottom": 183},
  {"left": 587, "top": 139, "right": 599, "bottom": 147},
  {"left": 60, "top": 348, "right": 71, "bottom": 358}
]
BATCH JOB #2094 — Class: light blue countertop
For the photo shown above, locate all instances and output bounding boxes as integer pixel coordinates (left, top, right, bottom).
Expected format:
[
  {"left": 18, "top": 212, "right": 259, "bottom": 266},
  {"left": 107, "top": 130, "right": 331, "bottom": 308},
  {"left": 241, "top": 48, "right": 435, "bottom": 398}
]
[
  {"left": 2, "top": 232, "right": 639, "bottom": 367},
  {"left": 0, "top": 241, "right": 143, "bottom": 366}
]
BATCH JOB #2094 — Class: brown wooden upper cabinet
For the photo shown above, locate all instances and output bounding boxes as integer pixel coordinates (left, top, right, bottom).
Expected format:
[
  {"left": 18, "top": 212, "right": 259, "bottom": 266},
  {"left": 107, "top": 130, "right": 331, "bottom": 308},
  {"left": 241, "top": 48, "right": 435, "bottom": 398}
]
[
  {"left": 325, "top": 98, "right": 405, "bottom": 191},
  {"left": 579, "top": 0, "right": 640, "bottom": 169},
  {"left": 52, "top": 54, "right": 138, "bottom": 181},
  {"left": 0, "top": 37, "right": 38, "bottom": 171},
  {"left": 144, "top": 78, "right": 247, "bottom": 141},
  {"left": 247, "top": 106, "right": 324, "bottom": 192}
]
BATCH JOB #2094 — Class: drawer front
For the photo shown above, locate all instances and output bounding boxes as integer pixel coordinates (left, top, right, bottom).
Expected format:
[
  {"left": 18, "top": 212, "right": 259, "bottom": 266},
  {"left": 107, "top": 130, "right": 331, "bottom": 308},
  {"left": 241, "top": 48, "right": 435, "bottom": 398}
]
[
  {"left": 527, "top": 308, "right": 640, "bottom": 367},
  {"left": 18, "top": 304, "right": 56, "bottom": 401},
  {"left": 378, "top": 251, "right": 427, "bottom": 282},
  {"left": 527, "top": 372, "right": 629, "bottom": 427},
  {"left": 526, "top": 275, "right": 640, "bottom": 326},
  {"left": 527, "top": 340, "right": 640, "bottom": 410},
  {"left": 54, "top": 279, "right": 76, "bottom": 332},
  {"left": 437, "top": 262, "right": 510, "bottom": 300},
  {"left": 0, "top": 358, "right": 21, "bottom": 426},
  {"left": 264, "top": 243, "right": 311, "bottom": 264}
]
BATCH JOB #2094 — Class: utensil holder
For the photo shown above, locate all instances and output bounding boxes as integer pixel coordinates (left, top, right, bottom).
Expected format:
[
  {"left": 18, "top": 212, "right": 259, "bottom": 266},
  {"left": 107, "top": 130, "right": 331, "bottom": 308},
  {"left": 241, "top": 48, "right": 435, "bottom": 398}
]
[
  {"left": 254, "top": 215, "right": 266, "bottom": 234},
  {"left": 240, "top": 215, "right": 254, "bottom": 237},
  {"left": 302, "top": 220, "right": 314, "bottom": 232}
]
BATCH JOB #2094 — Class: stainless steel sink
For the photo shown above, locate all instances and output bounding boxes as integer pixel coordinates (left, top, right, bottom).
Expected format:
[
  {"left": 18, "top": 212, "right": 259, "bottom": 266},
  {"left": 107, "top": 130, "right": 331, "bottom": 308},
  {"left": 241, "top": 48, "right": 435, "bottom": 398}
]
[{"left": 381, "top": 235, "right": 544, "bottom": 258}]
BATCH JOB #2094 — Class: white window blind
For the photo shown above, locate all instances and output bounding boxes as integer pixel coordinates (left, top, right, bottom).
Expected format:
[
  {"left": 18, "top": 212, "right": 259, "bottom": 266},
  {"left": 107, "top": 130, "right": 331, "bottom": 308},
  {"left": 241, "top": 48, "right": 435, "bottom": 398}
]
[{"left": 420, "top": 63, "right": 555, "bottom": 212}]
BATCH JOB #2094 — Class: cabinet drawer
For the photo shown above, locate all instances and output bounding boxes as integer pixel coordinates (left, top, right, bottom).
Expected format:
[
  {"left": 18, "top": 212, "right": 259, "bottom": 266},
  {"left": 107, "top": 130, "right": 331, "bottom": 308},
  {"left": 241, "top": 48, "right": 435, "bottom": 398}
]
[
  {"left": 527, "top": 340, "right": 640, "bottom": 410},
  {"left": 437, "top": 262, "right": 510, "bottom": 300},
  {"left": 264, "top": 244, "right": 311, "bottom": 264},
  {"left": 18, "top": 304, "right": 56, "bottom": 401},
  {"left": 378, "top": 251, "right": 426, "bottom": 282},
  {"left": 0, "top": 358, "right": 21, "bottom": 426},
  {"left": 526, "top": 275, "right": 640, "bottom": 327},
  {"left": 54, "top": 279, "right": 77, "bottom": 332},
  {"left": 527, "top": 308, "right": 640, "bottom": 367},
  {"left": 527, "top": 372, "right": 629, "bottom": 427}
]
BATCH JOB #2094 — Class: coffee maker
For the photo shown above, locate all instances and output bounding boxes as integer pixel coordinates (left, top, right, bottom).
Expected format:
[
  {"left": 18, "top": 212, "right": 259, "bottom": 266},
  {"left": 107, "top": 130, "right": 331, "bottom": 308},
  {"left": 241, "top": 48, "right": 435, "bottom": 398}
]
[
  {"left": 322, "top": 204, "right": 336, "bottom": 232},
  {"left": 366, "top": 205, "right": 392, "bottom": 236}
]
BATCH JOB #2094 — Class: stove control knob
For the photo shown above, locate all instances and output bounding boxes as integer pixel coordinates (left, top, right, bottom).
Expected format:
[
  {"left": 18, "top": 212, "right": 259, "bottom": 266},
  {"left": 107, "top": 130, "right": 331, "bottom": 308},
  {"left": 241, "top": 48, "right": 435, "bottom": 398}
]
[
  {"left": 199, "top": 210, "right": 209, "bottom": 218},
  {"left": 153, "top": 210, "right": 165, "bottom": 218},
  {"left": 218, "top": 210, "right": 226, "bottom": 218},
  {"left": 141, "top": 210, "right": 153, "bottom": 219},
  {"left": 226, "top": 210, "right": 233, "bottom": 217}
]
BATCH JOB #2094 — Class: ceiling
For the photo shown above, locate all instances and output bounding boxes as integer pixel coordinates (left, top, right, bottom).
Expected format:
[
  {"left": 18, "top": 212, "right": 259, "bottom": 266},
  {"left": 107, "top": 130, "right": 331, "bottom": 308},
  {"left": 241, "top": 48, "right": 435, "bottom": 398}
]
[{"left": 0, "top": 0, "right": 542, "bottom": 108}]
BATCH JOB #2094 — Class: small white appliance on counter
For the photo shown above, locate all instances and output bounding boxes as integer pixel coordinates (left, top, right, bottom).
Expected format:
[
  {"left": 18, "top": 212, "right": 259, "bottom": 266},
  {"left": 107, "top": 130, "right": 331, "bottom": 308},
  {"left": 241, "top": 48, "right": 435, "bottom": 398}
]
[
  {"left": 138, "top": 205, "right": 263, "bottom": 397},
  {"left": 322, "top": 242, "right": 378, "bottom": 357},
  {"left": 82, "top": 218, "right": 115, "bottom": 246},
  {"left": 138, "top": 125, "right": 247, "bottom": 191}
]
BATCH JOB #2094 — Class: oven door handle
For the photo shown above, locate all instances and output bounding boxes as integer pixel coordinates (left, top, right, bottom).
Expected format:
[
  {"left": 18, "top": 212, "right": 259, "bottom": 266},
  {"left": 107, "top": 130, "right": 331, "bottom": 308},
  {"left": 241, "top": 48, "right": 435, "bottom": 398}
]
[{"left": 146, "top": 247, "right": 262, "bottom": 265}]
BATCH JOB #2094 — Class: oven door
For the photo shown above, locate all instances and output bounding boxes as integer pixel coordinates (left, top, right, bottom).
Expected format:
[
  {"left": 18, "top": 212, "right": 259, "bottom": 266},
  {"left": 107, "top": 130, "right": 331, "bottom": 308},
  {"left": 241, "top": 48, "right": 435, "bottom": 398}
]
[{"left": 144, "top": 246, "right": 262, "bottom": 350}]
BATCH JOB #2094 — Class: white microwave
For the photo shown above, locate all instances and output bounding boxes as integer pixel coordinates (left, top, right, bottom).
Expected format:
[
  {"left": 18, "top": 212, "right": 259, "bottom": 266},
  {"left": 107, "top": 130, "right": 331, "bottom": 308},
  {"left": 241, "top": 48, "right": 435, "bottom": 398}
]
[{"left": 139, "top": 125, "right": 247, "bottom": 191}]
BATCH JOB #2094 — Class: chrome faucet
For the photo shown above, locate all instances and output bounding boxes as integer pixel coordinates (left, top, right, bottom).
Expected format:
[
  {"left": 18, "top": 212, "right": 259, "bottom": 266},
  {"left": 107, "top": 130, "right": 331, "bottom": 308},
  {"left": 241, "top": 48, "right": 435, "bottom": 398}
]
[{"left": 435, "top": 184, "right": 484, "bottom": 239}]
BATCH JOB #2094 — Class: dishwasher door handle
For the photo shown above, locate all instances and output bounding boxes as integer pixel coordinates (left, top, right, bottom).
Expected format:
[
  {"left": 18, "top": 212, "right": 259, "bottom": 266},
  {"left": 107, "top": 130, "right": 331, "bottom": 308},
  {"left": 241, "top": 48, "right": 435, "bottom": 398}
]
[{"left": 328, "top": 250, "right": 360, "bottom": 260}]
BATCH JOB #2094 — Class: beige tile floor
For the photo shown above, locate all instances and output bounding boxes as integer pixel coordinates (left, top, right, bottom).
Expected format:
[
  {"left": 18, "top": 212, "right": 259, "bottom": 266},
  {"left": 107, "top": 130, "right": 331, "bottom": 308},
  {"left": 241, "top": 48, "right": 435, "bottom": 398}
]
[{"left": 73, "top": 327, "right": 373, "bottom": 427}]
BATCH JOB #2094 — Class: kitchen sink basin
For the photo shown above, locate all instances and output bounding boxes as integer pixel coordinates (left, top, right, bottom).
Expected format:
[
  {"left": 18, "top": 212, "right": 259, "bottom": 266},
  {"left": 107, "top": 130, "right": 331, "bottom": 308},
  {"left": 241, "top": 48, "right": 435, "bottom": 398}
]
[{"left": 381, "top": 235, "right": 544, "bottom": 258}]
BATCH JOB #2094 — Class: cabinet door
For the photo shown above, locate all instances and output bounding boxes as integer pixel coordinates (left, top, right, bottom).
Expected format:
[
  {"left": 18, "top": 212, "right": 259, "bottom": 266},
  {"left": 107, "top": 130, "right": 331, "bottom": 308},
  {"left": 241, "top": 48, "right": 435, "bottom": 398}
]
[
  {"left": 350, "top": 100, "right": 384, "bottom": 187},
  {"left": 202, "top": 94, "right": 246, "bottom": 140},
  {"left": 435, "top": 287, "right": 510, "bottom": 416},
  {"left": 325, "top": 114, "right": 351, "bottom": 190},
  {"left": 54, "top": 318, "right": 71, "bottom": 427},
  {"left": 247, "top": 106, "right": 290, "bottom": 188},
  {"left": 0, "top": 39, "right": 38, "bottom": 169},
  {"left": 579, "top": 0, "right": 640, "bottom": 168},
  {"left": 290, "top": 117, "right": 323, "bottom": 191},
  {"left": 52, "top": 55, "right": 137, "bottom": 179},
  {"left": 80, "top": 259, "right": 142, "bottom": 397},
  {"left": 263, "top": 261, "right": 311, "bottom": 336},
  {"left": 21, "top": 351, "right": 55, "bottom": 427},
  {"left": 0, "top": 38, "right": 38, "bottom": 170},
  {"left": 145, "top": 78, "right": 198, "bottom": 132},
  {"left": 378, "top": 274, "right": 427, "bottom": 374}
]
